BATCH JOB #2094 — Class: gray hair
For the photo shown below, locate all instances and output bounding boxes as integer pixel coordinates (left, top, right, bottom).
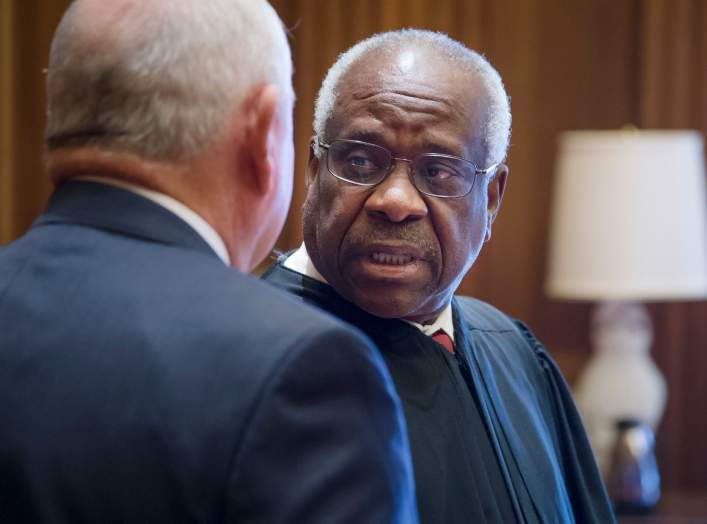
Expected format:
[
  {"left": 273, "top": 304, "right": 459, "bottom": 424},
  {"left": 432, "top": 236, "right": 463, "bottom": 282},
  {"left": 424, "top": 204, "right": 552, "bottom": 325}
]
[
  {"left": 45, "top": 0, "right": 293, "bottom": 161},
  {"left": 313, "top": 29, "right": 511, "bottom": 164}
]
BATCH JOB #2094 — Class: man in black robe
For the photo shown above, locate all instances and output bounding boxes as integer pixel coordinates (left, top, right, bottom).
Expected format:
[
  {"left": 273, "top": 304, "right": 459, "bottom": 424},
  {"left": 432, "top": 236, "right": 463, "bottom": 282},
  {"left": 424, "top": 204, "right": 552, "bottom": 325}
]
[{"left": 263, "top": 29, "right": 614, "bottom": 524}]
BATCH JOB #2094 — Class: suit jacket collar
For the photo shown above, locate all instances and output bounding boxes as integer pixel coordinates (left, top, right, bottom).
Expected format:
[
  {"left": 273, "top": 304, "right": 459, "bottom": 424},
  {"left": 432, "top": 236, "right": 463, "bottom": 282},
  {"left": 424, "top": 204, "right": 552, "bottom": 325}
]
[{"left": 35, "top": 180, "right": 221, "bottom": 262}]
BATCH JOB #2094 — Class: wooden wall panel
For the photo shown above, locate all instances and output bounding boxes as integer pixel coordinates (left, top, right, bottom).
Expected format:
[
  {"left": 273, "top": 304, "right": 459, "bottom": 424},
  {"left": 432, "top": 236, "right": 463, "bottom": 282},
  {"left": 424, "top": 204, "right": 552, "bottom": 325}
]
[
  {"left": 1, "top": 0, "right": 16, "bottom": 243},
  {"left": 464, "top": 0, "right": 542, "bottom": 315},
  {"left": 0, "top": 0, "right": 70, "bottom": 243}
]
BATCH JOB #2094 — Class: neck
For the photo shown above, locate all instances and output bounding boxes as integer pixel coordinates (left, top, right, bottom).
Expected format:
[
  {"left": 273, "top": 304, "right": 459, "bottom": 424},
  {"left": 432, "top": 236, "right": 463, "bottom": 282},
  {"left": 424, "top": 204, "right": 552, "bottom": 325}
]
[{"left": 48, "top": 147, "right": 186, "bottom": 195}]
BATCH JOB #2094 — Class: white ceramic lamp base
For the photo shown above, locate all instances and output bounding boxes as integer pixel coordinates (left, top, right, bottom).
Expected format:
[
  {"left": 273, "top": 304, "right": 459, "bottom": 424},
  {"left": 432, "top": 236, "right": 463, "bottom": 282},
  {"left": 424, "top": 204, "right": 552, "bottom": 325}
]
[{"left": 573, "top": 301, "right": 667, "bottom": 478}]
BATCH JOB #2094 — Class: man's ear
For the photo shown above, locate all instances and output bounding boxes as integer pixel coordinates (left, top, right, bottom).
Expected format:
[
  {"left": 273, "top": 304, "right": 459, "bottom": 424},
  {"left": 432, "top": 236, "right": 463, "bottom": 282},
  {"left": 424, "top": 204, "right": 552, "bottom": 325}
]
[
  {"left": 239, "top": 83, "right": 281, "bottom": 196},
  {"left": 305, "top": 137, "right": 320, "bottom": 189},
  {"left": 485, "top": 163, "right": 508, "bottom": 242}
]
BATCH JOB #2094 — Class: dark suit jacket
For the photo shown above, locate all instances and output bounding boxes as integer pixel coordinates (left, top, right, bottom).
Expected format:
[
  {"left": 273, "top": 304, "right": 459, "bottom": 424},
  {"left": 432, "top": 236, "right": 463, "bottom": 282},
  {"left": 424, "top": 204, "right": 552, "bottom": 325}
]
[{"left": 0, "top": 181, "right": 418, "bottom": 524}]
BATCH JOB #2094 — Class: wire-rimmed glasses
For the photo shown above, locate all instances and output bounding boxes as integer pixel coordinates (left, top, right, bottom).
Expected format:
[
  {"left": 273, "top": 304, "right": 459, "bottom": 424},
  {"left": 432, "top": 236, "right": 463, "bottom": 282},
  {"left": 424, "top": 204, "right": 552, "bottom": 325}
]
[{"left": 317, "top": 138, "right": 499, "bottom": 198}]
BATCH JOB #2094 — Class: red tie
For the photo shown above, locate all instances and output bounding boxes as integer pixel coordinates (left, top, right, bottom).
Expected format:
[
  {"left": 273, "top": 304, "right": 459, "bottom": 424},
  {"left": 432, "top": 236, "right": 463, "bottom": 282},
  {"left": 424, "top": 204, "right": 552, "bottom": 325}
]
[{"left": 432, "top": 330, "right": 454, "bottom": 354}]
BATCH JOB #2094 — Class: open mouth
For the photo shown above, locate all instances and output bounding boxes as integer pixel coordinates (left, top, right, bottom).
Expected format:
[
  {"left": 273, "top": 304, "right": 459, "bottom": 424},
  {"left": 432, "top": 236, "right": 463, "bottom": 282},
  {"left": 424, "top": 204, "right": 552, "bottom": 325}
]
[
  {"left": 352, "top": 246, "right": 428, "bottom": 284},
  {"left": 370, "top": 252, "right": 414, "bottom": 265}
]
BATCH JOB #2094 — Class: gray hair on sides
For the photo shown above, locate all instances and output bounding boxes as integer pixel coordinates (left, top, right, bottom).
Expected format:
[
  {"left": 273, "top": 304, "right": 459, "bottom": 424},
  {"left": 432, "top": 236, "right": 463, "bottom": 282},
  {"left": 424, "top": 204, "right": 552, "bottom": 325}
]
[
  {"left": 45, "top": 0, "right": 293, "bottom": 161},
  {"left": 313, "top": 29, "right": 511, "bottom": 164}
]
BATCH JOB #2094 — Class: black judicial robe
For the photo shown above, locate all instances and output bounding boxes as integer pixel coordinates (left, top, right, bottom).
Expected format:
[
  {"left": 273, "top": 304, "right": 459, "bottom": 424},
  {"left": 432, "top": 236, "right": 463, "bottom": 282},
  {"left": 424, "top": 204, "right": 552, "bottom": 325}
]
[{"left": 263, "top": 259, "right": 615, "bottom": 524}]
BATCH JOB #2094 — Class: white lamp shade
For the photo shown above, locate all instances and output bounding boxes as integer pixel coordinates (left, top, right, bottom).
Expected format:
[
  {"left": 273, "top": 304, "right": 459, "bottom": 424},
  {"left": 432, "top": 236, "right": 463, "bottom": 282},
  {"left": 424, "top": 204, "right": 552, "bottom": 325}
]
[{"left": 546, "top": 130, "right": 707, "bottom": 300}]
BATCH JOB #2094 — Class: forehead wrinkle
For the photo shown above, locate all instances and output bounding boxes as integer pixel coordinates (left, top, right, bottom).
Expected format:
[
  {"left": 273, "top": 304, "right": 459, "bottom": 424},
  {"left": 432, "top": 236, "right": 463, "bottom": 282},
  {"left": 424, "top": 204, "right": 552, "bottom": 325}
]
[
  {"left": 342, "top": 94, "right": 475, "bottom": 155},
  {"left": 344, "top": 50, "right": 474, "bottom": 112},
  {"left": 352, "top": 88, "right": 453, "bottom": 113},
  {"left": 363, "top": 99, "right": 452, "bottom": 134},
  {"left": 346, "top": 90, "right": 457, "bottom": 132}
]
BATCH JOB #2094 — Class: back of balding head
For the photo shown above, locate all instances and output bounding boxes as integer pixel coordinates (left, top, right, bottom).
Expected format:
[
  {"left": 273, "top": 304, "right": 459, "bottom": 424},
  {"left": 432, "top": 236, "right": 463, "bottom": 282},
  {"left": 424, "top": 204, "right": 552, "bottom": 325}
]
[
  {"left": 46, "top": 0, "right": 292, "bottom": 161},
  {"left": 64, "top": 0, "right": 151, "bottom": 53}
]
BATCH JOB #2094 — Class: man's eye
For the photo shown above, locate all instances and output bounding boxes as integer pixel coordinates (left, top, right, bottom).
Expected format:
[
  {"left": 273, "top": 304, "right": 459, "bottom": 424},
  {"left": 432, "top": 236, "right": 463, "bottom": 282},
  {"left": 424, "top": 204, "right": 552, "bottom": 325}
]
[
  {"left": 346, "top": 154, "right": 377, "bottom": 170},
  {"left": 424, "top": 163, "right": 459, "bottom": 180}
]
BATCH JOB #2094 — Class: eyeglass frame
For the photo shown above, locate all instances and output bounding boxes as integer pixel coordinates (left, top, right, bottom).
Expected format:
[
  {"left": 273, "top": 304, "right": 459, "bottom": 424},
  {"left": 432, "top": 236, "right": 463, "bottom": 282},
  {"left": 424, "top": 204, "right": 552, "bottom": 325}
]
[{"left": 314, "top": 137, "right": 500, "bottom": 198}]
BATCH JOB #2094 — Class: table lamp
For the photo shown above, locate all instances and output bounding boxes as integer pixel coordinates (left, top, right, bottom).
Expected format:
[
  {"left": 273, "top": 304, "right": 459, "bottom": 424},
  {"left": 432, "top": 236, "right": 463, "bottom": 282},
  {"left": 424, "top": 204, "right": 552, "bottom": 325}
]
[{"left": 545, "top": 130, "right": 707, "bottom": 489}]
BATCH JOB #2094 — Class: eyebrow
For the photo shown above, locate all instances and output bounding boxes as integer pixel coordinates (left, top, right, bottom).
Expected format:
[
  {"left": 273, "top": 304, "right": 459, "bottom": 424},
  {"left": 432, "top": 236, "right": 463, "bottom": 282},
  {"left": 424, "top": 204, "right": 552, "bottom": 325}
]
[{"left": 340, "top": 130, "right": 463, "bottom": 157}]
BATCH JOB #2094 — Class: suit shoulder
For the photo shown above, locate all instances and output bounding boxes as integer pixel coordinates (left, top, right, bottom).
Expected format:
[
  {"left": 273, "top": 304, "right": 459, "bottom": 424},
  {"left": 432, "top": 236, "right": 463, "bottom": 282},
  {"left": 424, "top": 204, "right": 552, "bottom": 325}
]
[
  {"left": 171, "top": 261, "right": 372, "bottom": 355},
  {"left": 212, "top": 266, "right": 355, "bottom": 333}
]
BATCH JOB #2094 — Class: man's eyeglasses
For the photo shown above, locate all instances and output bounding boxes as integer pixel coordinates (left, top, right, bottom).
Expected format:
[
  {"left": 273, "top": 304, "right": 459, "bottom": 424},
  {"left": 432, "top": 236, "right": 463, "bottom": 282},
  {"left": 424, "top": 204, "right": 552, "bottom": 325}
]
[{"left": 317, "top": 138, "right": 499, "bottom": 198}]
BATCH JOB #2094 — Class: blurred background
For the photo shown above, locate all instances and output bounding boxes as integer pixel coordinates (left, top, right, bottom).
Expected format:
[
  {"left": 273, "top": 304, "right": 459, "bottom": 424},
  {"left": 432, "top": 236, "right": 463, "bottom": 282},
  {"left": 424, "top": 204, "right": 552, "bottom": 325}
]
[{"left": 2, "top": 0, "right": 706, "bottom": 514}]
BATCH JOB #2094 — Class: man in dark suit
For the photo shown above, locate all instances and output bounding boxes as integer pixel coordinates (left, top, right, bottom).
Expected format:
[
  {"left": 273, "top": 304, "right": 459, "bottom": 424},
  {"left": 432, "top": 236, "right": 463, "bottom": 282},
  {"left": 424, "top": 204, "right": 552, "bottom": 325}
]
[{"left": 0, "top": 2, "right": 418, "bottom": 522}]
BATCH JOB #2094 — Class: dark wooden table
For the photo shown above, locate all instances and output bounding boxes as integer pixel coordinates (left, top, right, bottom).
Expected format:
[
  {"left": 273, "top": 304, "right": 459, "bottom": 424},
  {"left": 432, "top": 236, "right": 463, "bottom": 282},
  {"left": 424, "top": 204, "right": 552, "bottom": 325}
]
[{"left": 617, "top": 491, "right": 707, "bottom": 524}]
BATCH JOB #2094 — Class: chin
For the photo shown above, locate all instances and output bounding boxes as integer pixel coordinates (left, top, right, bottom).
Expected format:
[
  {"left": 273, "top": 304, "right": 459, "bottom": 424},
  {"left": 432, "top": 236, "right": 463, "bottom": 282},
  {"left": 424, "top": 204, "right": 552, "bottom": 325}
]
[{"left": 345, "top": 288, "right": 423, "bottom": 320}]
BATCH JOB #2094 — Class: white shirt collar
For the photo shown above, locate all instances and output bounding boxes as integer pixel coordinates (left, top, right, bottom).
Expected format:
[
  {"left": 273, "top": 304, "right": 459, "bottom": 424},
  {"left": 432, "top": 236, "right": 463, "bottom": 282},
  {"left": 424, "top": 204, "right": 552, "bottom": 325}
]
[
  {"left": 75, "top": 176, "right": 231, "bottom": 266},
  {"left": 283, "top": 242, "right": 327, "bottom": 283},
  {"left": 284, "top": 243, "right": 454, "bottom": 341},
  {"left": 404, "top": 305, "right": 455, "bottom": 342}
]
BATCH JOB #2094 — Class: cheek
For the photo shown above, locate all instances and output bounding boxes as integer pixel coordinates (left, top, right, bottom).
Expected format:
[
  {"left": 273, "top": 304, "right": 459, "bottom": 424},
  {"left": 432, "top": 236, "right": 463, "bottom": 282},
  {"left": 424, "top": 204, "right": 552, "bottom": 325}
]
[
  {"left": 316, "top": 181, "right": 369, "bottom": 242},
  {"left": 433, "top": 196, "right": 488, "bottom": 276},
  {"left": 303, "top": 175, "right": 369, "bottom": 268}
]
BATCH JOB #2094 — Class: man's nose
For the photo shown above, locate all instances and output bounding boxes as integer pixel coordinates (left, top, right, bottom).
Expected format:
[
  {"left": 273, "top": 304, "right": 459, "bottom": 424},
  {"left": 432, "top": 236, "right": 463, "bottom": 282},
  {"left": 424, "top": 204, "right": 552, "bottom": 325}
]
[{"left": 364, "top": 162, "right": 428, "bottom": 223}]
